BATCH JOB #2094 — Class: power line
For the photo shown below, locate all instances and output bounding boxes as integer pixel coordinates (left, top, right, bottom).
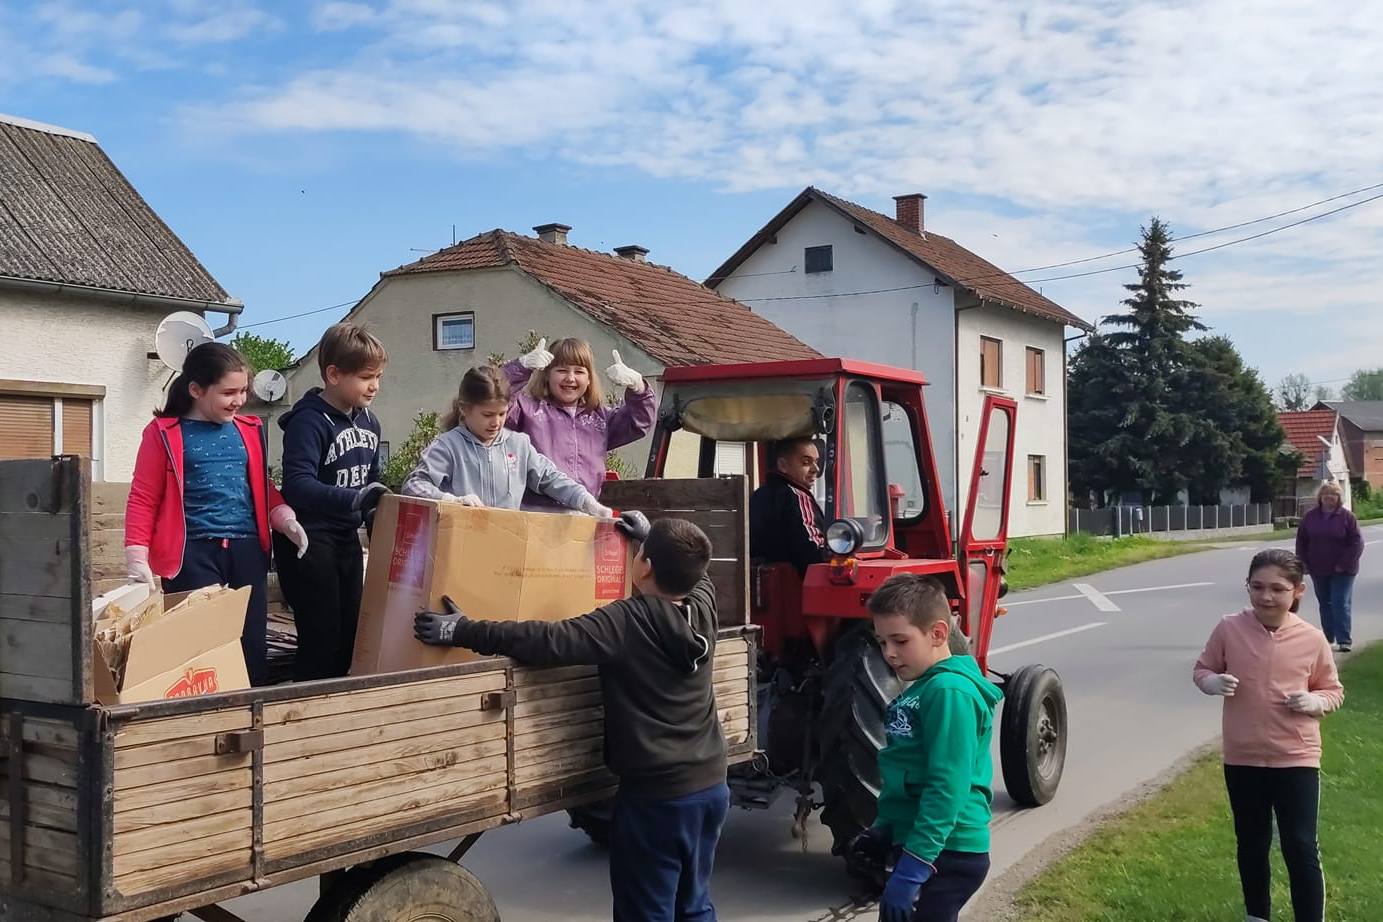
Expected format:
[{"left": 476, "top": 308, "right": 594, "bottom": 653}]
[
  {"left": 736, "top": 188, "right": 1383, "bottom": 303},
  {"left": 237, "top": 299, "right": 359, "bottom": 330}
]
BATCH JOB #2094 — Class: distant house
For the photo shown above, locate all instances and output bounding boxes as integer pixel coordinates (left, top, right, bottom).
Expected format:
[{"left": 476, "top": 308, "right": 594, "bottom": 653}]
[
  {"left": 0, "top": 113, "right": 242, "bottom": 480},
  {"left": 707, "top": 187, "right": 1093, "bottom": 537},
  {"left": 1315, "top": 400, "right": 1383, "bottom": 489},
  {"left": 1278, "top": 409, "right": 1352, "bottom": 512},
  {"left": 273, "top": 224, "right": 818, "bottom": 475}
]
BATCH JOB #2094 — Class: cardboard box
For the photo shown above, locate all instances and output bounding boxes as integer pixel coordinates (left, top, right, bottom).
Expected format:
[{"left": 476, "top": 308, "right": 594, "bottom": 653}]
[
  {"left": 93, "top": 586, "right": 251, "bottom": 705},
  {"left": 352, "top": 496, "right": 633, "bottom": 675}
]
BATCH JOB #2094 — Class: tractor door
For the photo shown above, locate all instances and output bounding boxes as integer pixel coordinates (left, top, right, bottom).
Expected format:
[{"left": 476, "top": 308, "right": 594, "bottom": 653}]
[{"left": 957, "top": 395, "right": 1017, "bottom": 671}]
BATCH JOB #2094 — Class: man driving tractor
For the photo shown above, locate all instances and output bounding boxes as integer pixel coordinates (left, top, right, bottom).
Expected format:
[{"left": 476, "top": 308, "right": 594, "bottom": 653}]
[{"left": 749, "top": 437, "right": 829, "bottom": 574}]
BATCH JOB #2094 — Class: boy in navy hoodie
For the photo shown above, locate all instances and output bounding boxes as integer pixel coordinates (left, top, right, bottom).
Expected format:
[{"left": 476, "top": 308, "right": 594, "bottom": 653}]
[{"left": 276, "top": 323, "right": 388, "bottom": 680}]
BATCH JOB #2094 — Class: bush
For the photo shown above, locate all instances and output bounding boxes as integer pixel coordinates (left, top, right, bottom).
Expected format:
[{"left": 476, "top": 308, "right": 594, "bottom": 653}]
[{"left": 382, "top": 410, "right": 440, "bottom": 491}]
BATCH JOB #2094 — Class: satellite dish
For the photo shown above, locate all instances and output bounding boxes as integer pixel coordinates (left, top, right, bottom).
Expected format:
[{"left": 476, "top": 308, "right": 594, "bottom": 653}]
[
  {"left": 253, "top": 369, "right": 288, "bottom": 403},
  {"left": 154, "top": 311, "right": 214, "bottom": 371}
]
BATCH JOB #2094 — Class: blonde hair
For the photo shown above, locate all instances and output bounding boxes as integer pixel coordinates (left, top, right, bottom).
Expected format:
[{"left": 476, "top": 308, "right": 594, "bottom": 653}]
[
  {"left": 526, "top": 337, "right": 603, "bottom": 411},
  {"left": 1317, "top": 482, "right": 1344, "bottom": 502}
]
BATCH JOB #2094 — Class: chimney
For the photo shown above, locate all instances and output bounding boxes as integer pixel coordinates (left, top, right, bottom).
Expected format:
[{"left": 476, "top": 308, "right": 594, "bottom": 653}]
[
  {"left": 613, "top": 244, "right": 649, "bottom": 263},
  {"left": 533, "top": 223, "right": 571, "bottom": 245},
  {"left": 893, "top": 193, "right": 926, "bottom": 235}
]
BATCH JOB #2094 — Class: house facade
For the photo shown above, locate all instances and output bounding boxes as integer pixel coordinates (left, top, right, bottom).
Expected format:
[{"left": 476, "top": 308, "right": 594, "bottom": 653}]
[
  {"left": 1316, "top": 400, "right": 1383, "bottom": 489},
  {"left": 272, "top": 225, "right": 818, "bottom": 476},
  {"left": 1278, "top": 409, "right": 1352, "bottom": 512},
  {"left": 0, "top": 113, "right": 241, "bottom": 480},
  {"left": 708, "top": 188, "right": 1093, "bottom": 537}
]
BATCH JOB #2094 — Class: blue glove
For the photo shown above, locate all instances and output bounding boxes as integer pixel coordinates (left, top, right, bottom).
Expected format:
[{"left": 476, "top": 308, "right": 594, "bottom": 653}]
[{"left": 879, "top": 851, "right": 934, "bottom": 922}]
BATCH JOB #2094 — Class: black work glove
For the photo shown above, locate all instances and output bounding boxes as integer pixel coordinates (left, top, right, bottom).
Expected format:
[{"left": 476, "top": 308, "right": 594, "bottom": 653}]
[
  {"left": 843, "top": 823, "right": 893, "bottom": 885},
  {"left": 354, "top": 482, "right": 390, "bottom": 539},
  {"left": 615, "top": 510, "right": 651, "bottom": 543},
  {"left": 414, "top": 596, "right": 469, "bottom": 647}
]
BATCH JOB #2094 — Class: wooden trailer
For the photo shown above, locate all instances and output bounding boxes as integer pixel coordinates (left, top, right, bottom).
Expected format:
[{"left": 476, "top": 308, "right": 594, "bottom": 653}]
[{"left": 0, "top": 457, "right": 758, "bottom": 921}]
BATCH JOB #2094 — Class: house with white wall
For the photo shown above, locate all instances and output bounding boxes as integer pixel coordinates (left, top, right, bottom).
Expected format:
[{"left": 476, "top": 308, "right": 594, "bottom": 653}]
[
  {"left": 1279, "top": 409, "right": 1353, "bottom": 513},
  {"left": 0, "top": 113, "right": 242, "bottom": 480},
  {"left": 708, "top": 188, "right": 1093, "bottom": 537}
]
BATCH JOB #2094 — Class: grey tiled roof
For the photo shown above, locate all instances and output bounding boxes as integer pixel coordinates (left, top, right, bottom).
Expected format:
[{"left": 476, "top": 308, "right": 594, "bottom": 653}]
[{"left": 0, "top": 113, "right": 231, "bottom": 303}]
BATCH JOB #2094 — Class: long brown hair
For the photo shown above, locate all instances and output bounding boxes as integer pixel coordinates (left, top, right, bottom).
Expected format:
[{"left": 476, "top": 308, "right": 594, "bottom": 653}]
[
  {"left": 525, "top": 337, "right": 603, "bottom": 411},
  {"left": 1248, "top": 548, "right": 1305, "bottom": 612},
  {"left": 443, "top": 366, "right": 510, "bottom": 430},
  {"left": 157, "top": 343, "right": 248, "bottom": 418}
]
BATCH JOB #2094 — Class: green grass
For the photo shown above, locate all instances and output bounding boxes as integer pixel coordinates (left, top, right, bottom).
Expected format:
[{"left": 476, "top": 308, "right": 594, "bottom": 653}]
[
  {"left": 1005, "top": 534, "right": 1206, "bottom": 592},
  {"left": 1015, "top": 645, "right": 1383, "bottom": 921}
]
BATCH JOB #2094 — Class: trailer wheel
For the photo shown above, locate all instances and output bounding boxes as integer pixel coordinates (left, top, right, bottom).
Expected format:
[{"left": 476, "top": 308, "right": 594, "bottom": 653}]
[
  {"left": 567, "top": 800, "right": 613, "bottom": 847},
  {"left": 817, "top": 625, "right": 905, "bottom": 855},
  {"left": 320, "top": 853, "right": 497, "bottom": 922},
  {"left": 999, "top": 665, "right": 1066, "bottom": 807}
]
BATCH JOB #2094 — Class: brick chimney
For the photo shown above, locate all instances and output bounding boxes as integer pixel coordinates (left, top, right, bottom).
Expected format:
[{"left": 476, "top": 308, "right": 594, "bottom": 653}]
[
  {"left": 893, "top": 194, "right": 926, "bottom": 235},
  {"left": 533, "top": 223, "right": 571, "bottom": 245},
  {"left": 613, "top": 245, "right": 649, "bottom": 263}
]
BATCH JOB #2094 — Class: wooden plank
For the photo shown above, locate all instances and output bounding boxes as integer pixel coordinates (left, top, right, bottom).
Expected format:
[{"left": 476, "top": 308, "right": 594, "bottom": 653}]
[
  {"left": 513, "top": 663, "right": 596, "bottom": 686},
  {"left": 514, "top": 748, "right": 605, "bottom": 786},
  {"left": 114, "top": 707, "right": 251, "bottom": 749},
  {"left": 18, "top": 750, "right": 78, "bottom": 788},
  {"left": 713, "top": 677, "right": 749, "bottom": 702},
  {"left": 114, "top": 849, "right": 251, "bottom": 897},
  {"left": 264, "top": 786, "right": 508, "bottom": 861},
  {"left": 263, "top": 770, "right": 507, "bottom": 843},
  {"left": 514, "top": 674, "right": 600, "bottom": 703},
  {"left": 600, "top": 477, "right": 742, "bottom": 512},
  {"left": 0, "top": 823, "right": 78, "bottom": 874},
  {"left": 116, "top": 787, "right": 252, "bottom": 833},
  {"left": 0, "top": 859, "right": 79, "bottom": 896},
  {"left": 0, "top": 533, "right": 73, "bottom": 599},
  {"left": 514, "top": 736, "right": 601, "bottom": 770},
  {"left": 0, "top": 797, "right": 77, "bottom": 832},
  {"left": 91, "top": 482, "right": 131, "bottom": 516},
  {"left": 261, "top": 670, "right": 506, "bottom": 724},
  {"left": 264, "top": 755, "right": 507, "bottom": 826},
  {"left": 514, "top": 719, "right": 603, "bottom": 753},
  {"left": 714, "top": 637, "right": 749, "bottom": 659},
  {"left": 264, "top": 721, "right": 506, "bottom": 784},
  {"left": 707, "top": 559, "right": 745, "bottom": 627},
  {"left": 264, "top": 689, "right": 503, "bottom": 745},
  {"left": 0, "top": 459, "right": 78, "bottom": 514},
  {"left": 114, "top": 767, "right": 249, "bottom": 814},
  {"left": 264, "top": 737, "right": 508, "bottom": 801},
  {"left": 0, "top": 511, "right": 70, "bottom": 542},
  {"left": 0, "top": 618, "right": 73, "bottom": 682},
  {"left": 113, "top": 826, "right": 250, "bottom": 877},
  {"left": 115, "top": 751, "right": 250, "bottom": 790},
  {"left": 512, "top": 704, "right": 602, "bottom": 735},
  {"left": 513, "top": 691, "right": 603, "bottom": 718},
  {"left": 0, "top": 716, "right": 79, "bottom": 748},
  {"left": 0, "top": 672, "right": 72, "bottom": 701},
  {"left": 112, "top": 806, "right": 252, "bottom": 858},
  {"left": 263, "top": 706, "right": 503, "bottom": 765},
  {"left": 0, "top": 593, "right": 71, "bottom": 623}
]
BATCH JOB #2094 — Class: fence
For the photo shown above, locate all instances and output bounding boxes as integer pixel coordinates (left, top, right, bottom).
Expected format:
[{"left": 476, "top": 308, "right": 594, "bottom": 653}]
[{"left": 1068, "top": 503, "right": 1275, "bottom": 537}]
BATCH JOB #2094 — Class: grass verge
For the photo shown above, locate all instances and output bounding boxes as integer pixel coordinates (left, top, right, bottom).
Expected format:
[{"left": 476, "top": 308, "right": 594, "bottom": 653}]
[
  {"left": 1014, "top": 644, "right": 1383, "bottom": 921},
  {"left": 1005, "top": 534, "right": 1205, "bottom": 592}
]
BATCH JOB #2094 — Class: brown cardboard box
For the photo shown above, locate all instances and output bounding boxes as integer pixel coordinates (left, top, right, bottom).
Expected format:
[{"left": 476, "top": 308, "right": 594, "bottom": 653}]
[
  {"left": 352, "top": 496, "right": 633, "bottom": 675},
  {"left": 93, "top": 586, "right": 251, "bottom": 705}
]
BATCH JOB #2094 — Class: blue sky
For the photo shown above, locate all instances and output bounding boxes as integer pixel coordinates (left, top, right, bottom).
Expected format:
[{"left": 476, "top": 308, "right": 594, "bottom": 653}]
[{"left": 4, "top": 0, "right": 1382, "bottom": 396}]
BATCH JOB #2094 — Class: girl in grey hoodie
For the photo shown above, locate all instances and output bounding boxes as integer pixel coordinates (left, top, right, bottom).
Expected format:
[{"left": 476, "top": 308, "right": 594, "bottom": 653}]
[{"left": 403, "top": 366, "right": 612, "bottom": 517}]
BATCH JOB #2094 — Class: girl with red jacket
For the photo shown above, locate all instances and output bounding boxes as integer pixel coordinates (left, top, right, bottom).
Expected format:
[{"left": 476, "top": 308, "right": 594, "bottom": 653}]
[{"left": 124, "top": 343, "right": 308, "bottom": 685}]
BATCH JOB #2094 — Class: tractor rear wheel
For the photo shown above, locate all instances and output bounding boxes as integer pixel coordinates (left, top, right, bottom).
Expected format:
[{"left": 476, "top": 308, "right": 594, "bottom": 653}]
[
  {"left": 817, "top": 624, "right": 905, "bottom": 855},
  {"left": 999, "top": 665, "right": 1067, "bottom": 807},
  {"left": 566, "top": 801, "right": 613, "bottom": 847}
]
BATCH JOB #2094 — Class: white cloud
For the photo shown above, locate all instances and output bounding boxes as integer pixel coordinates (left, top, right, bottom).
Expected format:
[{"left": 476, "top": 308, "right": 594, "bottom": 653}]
[
  {"left": 312, "top": 2, "right": 379, "bottom": 31},
  {"left": 164, "top": 4, "right": 279, "bottom": 44}
]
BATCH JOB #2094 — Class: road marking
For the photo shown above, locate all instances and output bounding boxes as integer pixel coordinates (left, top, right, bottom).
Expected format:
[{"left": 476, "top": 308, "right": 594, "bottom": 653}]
[
  {"left": 1005, "top": 592, "right": 1086, "bottom": 607},
  {"left": 1073, "top": 583, "right": 1121, "bottom": 612},
  {"left": 1105, "top": 581, "right": 1215, "bottom": 597},
  {"left": 989, "top": 622, "right": 1107, "bottom": 656},
  {"left": 1007, "top": 580, "right": 1214, "bottom": 609},
  {"left": 1367, "top": 540, "right": 1382, "bottom": 546}
]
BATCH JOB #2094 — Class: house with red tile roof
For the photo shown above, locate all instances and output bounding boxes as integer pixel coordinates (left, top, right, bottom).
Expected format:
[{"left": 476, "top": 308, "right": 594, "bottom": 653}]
[
  {"left": 1278, "top": 408, "right": 1352, "bottom": 512},
  {"left": 274, "top": 223, "right": 818, "bottom": 473},
  {"left": 708, "top": 187, "right": 1093, "bottom": 537}
]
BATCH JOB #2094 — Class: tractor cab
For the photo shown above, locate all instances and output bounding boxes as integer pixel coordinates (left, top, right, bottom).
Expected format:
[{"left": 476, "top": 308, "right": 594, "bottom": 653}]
[{"left": 644, "top": 357, "right": 1067, "bottom": 859}]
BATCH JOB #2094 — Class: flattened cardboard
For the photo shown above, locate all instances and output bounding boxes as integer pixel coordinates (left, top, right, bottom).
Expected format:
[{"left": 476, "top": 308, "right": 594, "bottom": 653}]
[
  {"left": 352, "top": 496, "right": 633, "bottom": 675},
  {"left": 93, "top": 586, "right": 251, "bottom": 705}
]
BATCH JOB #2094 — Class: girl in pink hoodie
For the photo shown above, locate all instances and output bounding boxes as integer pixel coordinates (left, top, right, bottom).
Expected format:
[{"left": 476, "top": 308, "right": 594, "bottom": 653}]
[{"left": 1194, "top": 549, "right": 1344, "bottom": 922}]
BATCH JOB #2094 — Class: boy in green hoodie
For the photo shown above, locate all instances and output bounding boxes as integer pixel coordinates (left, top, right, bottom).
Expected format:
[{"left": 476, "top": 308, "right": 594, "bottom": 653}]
[{"left": 854, "top": 574, "right": 1003, "bottom": 922}]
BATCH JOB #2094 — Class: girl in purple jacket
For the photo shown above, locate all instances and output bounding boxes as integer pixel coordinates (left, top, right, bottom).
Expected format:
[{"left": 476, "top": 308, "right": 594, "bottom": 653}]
[{"left": 503, "top": 337, "right": 657, "bottom": 510}]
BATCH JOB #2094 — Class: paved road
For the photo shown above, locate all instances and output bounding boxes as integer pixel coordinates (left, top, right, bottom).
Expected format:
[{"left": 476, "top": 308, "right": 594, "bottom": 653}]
[{"left": 223, "top": 529, "right": 1383, "bottom": 920}]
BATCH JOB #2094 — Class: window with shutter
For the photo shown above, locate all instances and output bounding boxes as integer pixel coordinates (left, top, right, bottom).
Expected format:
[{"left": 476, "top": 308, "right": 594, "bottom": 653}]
[
  {"left": 980, "top": 337, "right": 1002, "bottom": 388},
  {"left": 1026, "top": 347, "right": 1046, "bottom": 395},
  {"left": 0, "top": 395, "right": 54, "bottom": 460},
  {"left": 60, "top": 398, "right": 93, "bottom": 457}
]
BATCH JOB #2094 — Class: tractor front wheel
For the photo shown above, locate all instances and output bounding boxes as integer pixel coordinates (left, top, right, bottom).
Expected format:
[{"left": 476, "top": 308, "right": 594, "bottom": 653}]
[
  {"left": 816, "top": 624, "right": 905, "bottom": 855},
  {"left": 999, "top": 665, "right": 1067, "bottom": 807}
]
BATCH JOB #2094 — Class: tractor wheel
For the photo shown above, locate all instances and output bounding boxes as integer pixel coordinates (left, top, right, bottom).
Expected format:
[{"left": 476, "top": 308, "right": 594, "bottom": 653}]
[
  {"left": 567, "top": 800, "right": 614, "bottom": 848},
  {"left": 334, "top": 853, "right": 498, "bottom": 922},
  {"left": 999, "top": 665, "right": 1067, "bottom": 807},
  {"left": 817, "top": 624, "right": 905, "bottom": 855}
]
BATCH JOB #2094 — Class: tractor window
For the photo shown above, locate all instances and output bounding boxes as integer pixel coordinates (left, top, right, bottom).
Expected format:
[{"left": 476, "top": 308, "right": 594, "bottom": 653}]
[
  {"left": 969, "top": 407, "right": 1011, "bottom": 541},
  {"left": 881, "top": 401, "right": 926, "bottom": 520},
  {"left": 839, "top": 383, "right": 888, "bottom": 546}
]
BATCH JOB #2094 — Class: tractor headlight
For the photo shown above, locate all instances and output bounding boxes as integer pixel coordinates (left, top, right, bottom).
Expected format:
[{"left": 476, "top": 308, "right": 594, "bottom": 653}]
[{"left": 825, "top": 518, "right": 864, "bottom": 556}]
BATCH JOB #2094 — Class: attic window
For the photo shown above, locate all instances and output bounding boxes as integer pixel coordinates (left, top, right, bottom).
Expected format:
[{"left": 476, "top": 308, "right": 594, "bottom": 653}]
[
  {"left": 805, "top": 245, "right": 833, "bottom": 274},
  {"left": 434, "top": 312, "right": 475, "bottom": 351}
]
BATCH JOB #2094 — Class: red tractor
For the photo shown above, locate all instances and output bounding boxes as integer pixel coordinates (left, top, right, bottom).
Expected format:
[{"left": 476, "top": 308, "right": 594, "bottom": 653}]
[{"left": 632, "top": 357, "right": 1068, "bottom": 855}]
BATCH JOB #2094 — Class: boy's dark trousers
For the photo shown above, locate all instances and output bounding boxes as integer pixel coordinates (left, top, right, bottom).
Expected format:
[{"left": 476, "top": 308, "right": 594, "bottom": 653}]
[
  {"left": 164, "top": 538, "right": 269, "bottom": 686},
  {"left": 608, "top": 782, "right": 730, "bottom": 922},
  {"left": 1224, "top": 765, "right": 1324, "bottom": 922},
  {"left": 273, "top": 530, "right": 364, "bottom": 681},
  {"left": 899, "top": 849, "right": 990, "bottom": 922}
]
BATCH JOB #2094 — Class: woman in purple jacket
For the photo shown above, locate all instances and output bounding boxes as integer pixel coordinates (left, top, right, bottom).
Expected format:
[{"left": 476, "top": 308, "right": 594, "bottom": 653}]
[
  {"left": 503, "top": 337, "right": 657, "bottom": 510},
  {"left": 1295, "top": 481, "right": 1363, "bottom": 652}
]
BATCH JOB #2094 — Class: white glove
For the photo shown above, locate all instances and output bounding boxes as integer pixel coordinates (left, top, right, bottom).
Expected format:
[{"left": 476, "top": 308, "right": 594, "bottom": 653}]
[
  {"left": 1196, "top": 673, "right": 1239, "bottom": 697},
  {"left": 519, "top": 338, "right": 554, "bottom": 370},
  {"left": 578, "top": 495, "right": 614, "bottom": 519},
  {"left": 605, "top": 350, "right": 644, "bottom": 391},
  {"left": 455, "top": 493, "right": 485, "bottom": 507},
  {"left": 1285, "top": 691, "right": 1328, "bottom": 717},
  {"left": 125, "top": 545, "right": 157, "bottom": 590},
  {"left": 279, "top": 519, "right": 310, "bottom": 559}
]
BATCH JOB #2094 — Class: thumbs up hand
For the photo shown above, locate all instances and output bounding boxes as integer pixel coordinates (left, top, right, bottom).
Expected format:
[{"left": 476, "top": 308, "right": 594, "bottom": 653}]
[
  {"left": 519, "top": 337, "right": 554, "bottom": 370},
  {"left": 606, "top": 350, "right": 644, "bottom": 391}
]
